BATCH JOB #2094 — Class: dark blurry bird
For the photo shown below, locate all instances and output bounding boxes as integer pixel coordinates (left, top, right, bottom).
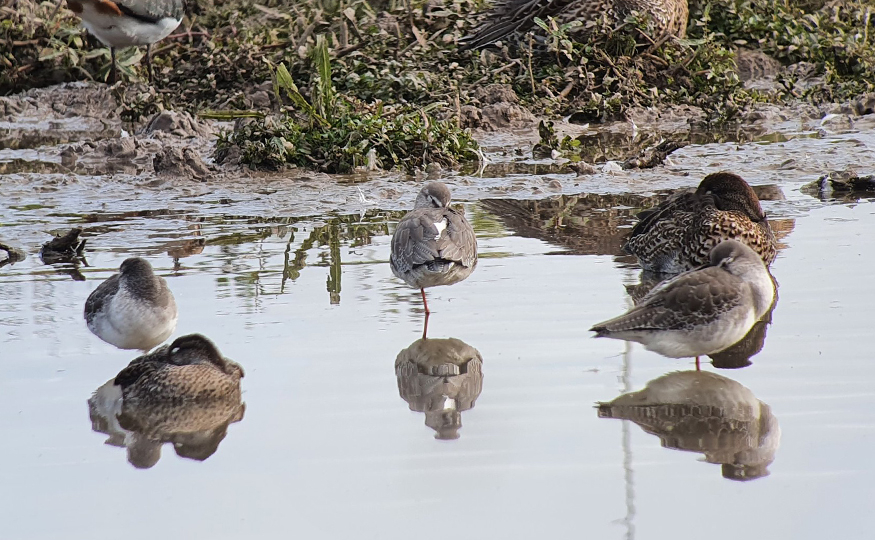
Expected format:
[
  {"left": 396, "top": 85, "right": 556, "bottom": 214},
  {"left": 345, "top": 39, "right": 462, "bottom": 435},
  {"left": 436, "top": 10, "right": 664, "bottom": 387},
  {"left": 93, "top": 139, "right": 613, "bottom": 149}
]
[
  {"left": 85, "top": 257, "right": 178, "bottom": 351},
  {"left": 624, "top": 172, "right": 777, "bottom": 274},
  {"left": 66, "top": 0, "right": 185, "bottom": 82},
  {"left": 390, "top": 182, "right": 478, "bottom": 315},
  {"left": 39, "top": 227, "right": 87, "bottom": 263},
  {"left": 459, "top": 0, "right": 689, "bottom": 51},
  {"left": 591, "top": 240, "right": 775, "bottom": 366}
]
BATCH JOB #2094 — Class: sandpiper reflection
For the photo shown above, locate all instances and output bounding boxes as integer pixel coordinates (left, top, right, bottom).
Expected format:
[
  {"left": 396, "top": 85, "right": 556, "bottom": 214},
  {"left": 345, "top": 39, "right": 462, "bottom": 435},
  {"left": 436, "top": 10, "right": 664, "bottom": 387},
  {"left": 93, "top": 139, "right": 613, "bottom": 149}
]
[
  {"left": 395, "top": 337, "right": 483, "bottom": 440},
  {"left": 598, "top": 370, "right": 780, "bottom": 481},
  {"left": 88, "top": 334, "right": 245, "bottom": 468}
]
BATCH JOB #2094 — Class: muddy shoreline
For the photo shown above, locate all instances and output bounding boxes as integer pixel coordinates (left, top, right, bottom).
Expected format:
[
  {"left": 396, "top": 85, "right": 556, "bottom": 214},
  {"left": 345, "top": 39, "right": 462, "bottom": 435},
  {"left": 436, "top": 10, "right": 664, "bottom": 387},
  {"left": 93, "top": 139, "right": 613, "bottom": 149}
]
[{"left": 2, "top": 83, "right": 874, "bottom": 209}]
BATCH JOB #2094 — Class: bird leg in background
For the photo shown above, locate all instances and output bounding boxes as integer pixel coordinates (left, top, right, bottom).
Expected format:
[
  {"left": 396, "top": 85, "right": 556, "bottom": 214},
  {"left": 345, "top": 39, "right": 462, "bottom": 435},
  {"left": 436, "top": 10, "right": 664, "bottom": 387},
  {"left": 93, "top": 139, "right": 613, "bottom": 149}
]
[
  {"left": 109, "top": 47, "right": 118, "bottom": 84},
  {"left": 695, "top": 356, "right": 701, "bottom": 371},
  {"left": 420, "top": 288, "right": 430, "bottom": 315},
  {"left": 145, "top": 43, "right": 154, "bottom": 83}
]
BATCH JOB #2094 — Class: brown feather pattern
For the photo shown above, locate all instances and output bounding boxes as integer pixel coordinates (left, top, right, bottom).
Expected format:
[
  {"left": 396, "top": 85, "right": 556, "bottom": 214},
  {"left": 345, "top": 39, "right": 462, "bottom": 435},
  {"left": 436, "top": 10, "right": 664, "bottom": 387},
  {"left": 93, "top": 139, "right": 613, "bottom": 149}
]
[
  {"left": 459, "top": 0, "right": 688, "bottom": 51},
  {"left": 624, "top": 172, "right": 777, "bottom": 273}
]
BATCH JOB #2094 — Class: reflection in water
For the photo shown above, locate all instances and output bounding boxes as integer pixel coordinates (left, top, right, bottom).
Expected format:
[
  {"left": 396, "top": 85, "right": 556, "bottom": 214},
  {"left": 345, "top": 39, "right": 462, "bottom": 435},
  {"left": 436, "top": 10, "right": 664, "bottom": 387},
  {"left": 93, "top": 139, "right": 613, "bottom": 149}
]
[
  {"left": 166, "top": 223, "right": 206, "bottom": 268},
  {"left": 88, "top": 335, "right": 245, "bottom": 468},
  {"left": 481, "top": 188, "right": 795, "bottom": 260},
  {"left": 482, "top": 193, "right": 661, "bottom": 257},
  {"left": 395, "top": 337, "right": 483, "bottom": 440},
  {"left": 0, "top": 240, "right": 26, "bottom": 269},
  {"left": 599, "top": 371, "right": 780, "bottom": 481},
  {"left": 280, "top": 210, "right": 404, "bottom": 303}
]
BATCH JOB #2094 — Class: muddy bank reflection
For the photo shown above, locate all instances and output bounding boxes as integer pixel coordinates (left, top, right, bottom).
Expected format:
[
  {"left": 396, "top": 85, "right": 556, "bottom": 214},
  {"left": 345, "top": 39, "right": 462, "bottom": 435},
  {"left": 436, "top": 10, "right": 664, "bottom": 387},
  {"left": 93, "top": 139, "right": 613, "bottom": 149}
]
[
  {"left": 88, "top": 335, "right": 245, "bottom": 469},
  {"left": 395, "top": 337, "right": 483, "bottom": 440},
  {"left": 483, "top": 187, "right": 795, "bottom": 260},
  {"left": 599, "top": 371, "right": 780, "bottom": 481},
  {"left": 482, "top": 193, "right": 661, "bottom": 257}
]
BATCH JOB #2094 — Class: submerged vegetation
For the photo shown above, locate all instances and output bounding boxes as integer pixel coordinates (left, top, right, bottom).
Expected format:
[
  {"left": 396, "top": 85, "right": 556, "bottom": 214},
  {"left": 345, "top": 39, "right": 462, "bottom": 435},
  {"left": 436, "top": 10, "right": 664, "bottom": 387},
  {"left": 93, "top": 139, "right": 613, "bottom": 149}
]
[{"left": 2, "top": 0, "right": 874, "bottom": 171}]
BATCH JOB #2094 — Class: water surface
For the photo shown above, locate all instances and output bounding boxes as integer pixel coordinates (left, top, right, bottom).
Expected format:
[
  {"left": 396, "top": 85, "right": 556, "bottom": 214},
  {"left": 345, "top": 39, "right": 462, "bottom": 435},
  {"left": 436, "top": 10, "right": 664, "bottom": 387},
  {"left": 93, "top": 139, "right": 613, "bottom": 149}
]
[{"left": 1, "top": 123, "right": 875, "bottom": 539}]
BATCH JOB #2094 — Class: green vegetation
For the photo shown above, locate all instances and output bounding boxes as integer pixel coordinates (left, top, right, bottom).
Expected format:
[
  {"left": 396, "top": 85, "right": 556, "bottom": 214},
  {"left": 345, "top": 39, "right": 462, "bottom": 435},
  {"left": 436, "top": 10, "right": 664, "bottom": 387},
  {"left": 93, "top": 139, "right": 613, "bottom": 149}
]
[
  {"left": 689, "top": 0, "right": 875, "bottom": 102},
  {"left": 3, "top": 0, "right": 874, "bottom": 170},
  {"left": 215, "top": 38, "right": 480, "bottom": 172}
]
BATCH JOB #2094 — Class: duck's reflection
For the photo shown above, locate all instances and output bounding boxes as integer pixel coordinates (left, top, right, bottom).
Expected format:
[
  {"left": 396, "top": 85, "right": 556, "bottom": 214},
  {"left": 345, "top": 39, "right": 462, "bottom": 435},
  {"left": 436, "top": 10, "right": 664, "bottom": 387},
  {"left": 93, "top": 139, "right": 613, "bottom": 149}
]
[
  {"left": 396, "top": 337, "right": 483, "bottom": 440},
  {"left": 625, "top": 271, "right": 779, "bottom": 369},
  {"left": 598, "top": 371, "right": 780, "bottom": 481},
  {"left": 709, "top": 303, "right": 775, "bottom": 369},
  {"left": 88, "top": 334, "right": 245, "bottom": 468}
]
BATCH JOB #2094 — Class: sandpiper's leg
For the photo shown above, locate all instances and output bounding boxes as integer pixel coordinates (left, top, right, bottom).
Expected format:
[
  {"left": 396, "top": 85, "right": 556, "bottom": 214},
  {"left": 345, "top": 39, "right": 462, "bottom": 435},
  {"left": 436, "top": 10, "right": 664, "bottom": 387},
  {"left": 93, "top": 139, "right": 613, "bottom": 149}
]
[
  {"left": 695, "top": 356, "right": 701, "bottom": 371},
  {"left": 145, "top": 43, "right": 154, "bottom": 83},
  {"left": 422, "top": 311, "right": 430, "bottom": 340},
  {"left": 109, "top": 47, "right": 118, "bottom": 84},
  {"left": 420, "top": 288, "right": 430, "bottom": 315}
]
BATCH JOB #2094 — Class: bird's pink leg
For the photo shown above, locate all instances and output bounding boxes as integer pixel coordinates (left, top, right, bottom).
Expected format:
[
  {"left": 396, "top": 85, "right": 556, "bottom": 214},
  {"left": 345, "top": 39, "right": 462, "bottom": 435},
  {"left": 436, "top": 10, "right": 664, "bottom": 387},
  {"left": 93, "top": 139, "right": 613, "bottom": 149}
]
[
  {"left": 422, "top": 311, "right": 430, "bottom": 340},
  {"left": 420, "top": 288, "right": 430, "bottom": 315},
  {"left": 695, "top": 356, "right": 701, "bottom": 371}
]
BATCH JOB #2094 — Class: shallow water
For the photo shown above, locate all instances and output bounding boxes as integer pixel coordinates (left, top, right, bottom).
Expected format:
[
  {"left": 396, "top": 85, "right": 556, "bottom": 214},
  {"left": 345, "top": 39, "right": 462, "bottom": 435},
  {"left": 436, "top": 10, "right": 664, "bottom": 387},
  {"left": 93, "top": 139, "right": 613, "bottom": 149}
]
[{"left": 2, "top": 116, "right": 875, "bottom": 538}]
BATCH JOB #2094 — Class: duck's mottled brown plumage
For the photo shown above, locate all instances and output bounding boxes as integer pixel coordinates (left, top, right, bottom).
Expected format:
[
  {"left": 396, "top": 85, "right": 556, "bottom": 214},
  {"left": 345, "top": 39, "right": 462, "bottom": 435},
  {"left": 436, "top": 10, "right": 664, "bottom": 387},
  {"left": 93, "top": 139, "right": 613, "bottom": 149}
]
[
  {"left": 115, "top": 334, "right": 244, "bottom": 405},
  {"left": 459, "top": 0, "right": 688, "bottom": 51},
  {"left": 624, "top": 172, "right": 777, "bottom": 274}
]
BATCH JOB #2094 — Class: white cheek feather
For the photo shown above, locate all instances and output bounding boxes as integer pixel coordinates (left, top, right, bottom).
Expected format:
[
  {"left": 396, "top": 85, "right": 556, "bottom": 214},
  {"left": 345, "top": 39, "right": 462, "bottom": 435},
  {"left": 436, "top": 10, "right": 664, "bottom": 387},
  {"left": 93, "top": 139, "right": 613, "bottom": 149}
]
[{"left": 433, "top": 218, "right": 448, "bottom": 240}]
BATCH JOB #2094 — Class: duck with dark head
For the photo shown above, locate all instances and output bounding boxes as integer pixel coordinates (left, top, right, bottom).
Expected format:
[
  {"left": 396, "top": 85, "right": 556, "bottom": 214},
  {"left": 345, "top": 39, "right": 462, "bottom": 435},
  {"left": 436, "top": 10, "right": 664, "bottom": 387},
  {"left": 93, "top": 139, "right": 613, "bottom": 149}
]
[
  {"left": 624, "top": 172, "right": 777, "bottom": 274},
  {"left": 88, "top": 334, "right": 245, "bottom": 469}
]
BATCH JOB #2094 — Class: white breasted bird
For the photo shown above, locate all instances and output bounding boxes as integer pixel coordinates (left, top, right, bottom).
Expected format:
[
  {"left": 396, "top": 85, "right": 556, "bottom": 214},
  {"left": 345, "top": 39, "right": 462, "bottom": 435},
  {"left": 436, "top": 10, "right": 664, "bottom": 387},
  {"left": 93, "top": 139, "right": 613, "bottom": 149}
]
[
  {"left": 66, "top": 0, "right": 184, "bottom": 83},
  {"left": 84, "top": 257, "right": 178, "bottom": 351},
  {"left": 591, "top": 240, "right": 775, "bottom": 366}
]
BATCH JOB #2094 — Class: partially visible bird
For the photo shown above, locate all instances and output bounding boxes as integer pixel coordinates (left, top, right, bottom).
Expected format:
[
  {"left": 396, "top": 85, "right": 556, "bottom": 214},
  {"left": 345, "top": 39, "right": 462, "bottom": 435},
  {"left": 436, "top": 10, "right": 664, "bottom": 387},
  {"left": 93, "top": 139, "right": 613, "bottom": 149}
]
[
  {"left": 624, "top": 172, "right": 777, "bottom": 274},
  {"left": 66, "top": 0, "right": 185, "bottom": 83},
  {"left": 591, "top": 240, "right": 776, "bottom": 364},
  {"left": 84, "top": 257, "right": 178, "bottom": 351},
  {"left": 88, "top": 334, "right": 245, "bottom": 469},
  {"left": 390, "top": 182, "right": 478, "bottom": 315},
  {"left": 458, "top": 0, "right": 688, "bottom": 52},
  {"left": 598, "top": 370, "right": 780, "bottom": 481},
  {"left": 0, "top": 241, "right": 27, "bottom": 268},
  {"left": 39, "top": 227, "right": 87, "bottom": 264},
  {"left": 114, "top": 333, "right": 244, "bottom": 405}
]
